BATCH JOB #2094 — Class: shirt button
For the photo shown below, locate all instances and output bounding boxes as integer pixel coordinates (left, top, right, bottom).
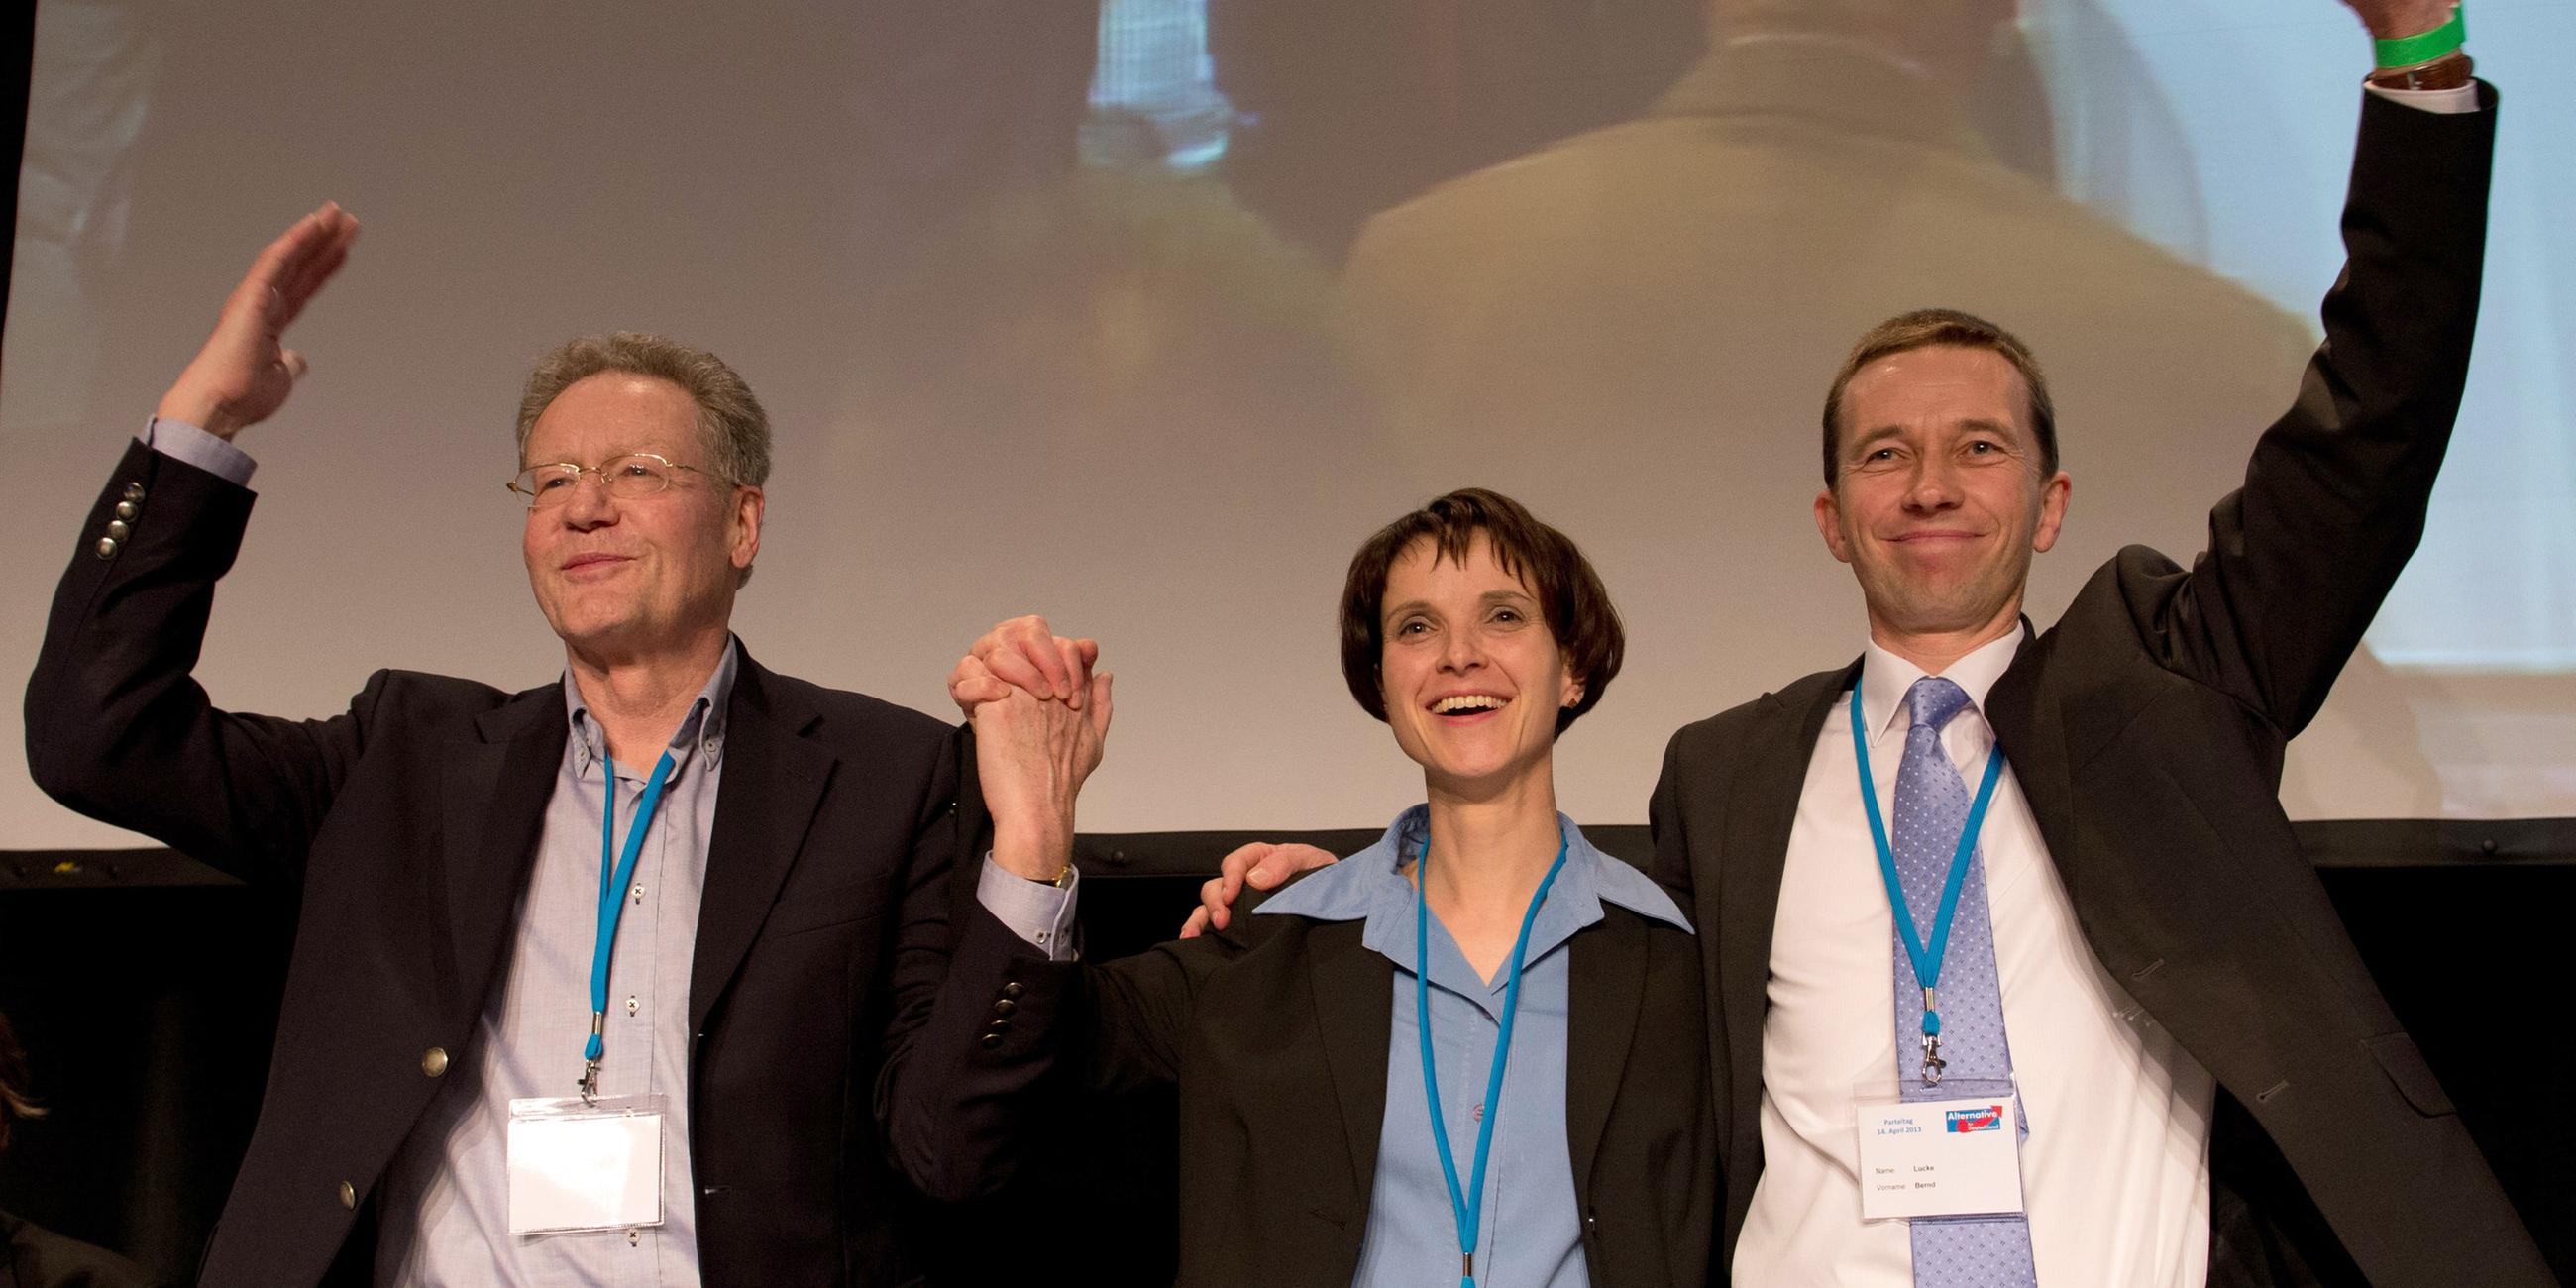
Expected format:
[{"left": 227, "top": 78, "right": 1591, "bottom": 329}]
[
  {"left": 420, "top": 1046, "right": 449, "bottom": 1078},
  {"left": 631, "top": 883, "right": 646, "bottom": 905},
  {"left": 337, "top": 1180, "right": 356, "bottom": 1209},
  {"left": 626, "top": 996, "right": 639, "bottom": 1017}
]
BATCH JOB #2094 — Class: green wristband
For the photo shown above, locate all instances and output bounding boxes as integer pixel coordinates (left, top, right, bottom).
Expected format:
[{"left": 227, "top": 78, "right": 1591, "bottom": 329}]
[{"left": 2375, "top": 4, "right": 2466, "bottom": 68}]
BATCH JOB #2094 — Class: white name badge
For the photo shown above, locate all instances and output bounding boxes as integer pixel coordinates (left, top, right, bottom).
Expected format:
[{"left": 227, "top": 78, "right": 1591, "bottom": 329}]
[
  {"left": 1855, "top": 1093, "right": 2026, "bottom": 1222},
  {"left": 507, "top": 1095, "right": 667, "bottom": 1235}
]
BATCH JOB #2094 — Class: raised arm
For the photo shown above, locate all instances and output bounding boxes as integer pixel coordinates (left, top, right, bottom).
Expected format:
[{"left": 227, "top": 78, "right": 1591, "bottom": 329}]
[
  {"left": 888, "top": 620, "right": 1121, "bottom": 1201},
  {"left": 2143, "top": 8, "right": 2491, "bottom": 732},
  {"left": 24, "top": 206, "right": 369, "bottom": 883},
  {"left": 156, "top": 203, "right": 360, "bottom": 440}
]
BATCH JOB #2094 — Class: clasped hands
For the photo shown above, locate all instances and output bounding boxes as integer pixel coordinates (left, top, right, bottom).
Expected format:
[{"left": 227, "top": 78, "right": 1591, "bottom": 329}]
[
  {"left": 950, "top": 618, "right": 1336, "bottom": 915},
  {"left": 951, "top": 617, "right": 1113, "bottom": 883}
]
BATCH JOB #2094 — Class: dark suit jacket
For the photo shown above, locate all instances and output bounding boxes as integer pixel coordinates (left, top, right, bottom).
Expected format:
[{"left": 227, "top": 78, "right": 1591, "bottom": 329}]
[
  {"left": 1650, "top": 88, "right": 2552, "bottom": 1287},
  {"left": 893, "top": 865, "right": 1717, "bottom": 1287},
  {"left": 25, "top": 443, "right": 964, "bottom": 1287}
]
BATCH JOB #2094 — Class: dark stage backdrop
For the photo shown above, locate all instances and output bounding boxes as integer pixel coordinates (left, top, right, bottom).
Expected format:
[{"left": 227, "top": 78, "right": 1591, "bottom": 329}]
[{"left": 1, "top": 825, "right": 2570, "bottom": 1285}]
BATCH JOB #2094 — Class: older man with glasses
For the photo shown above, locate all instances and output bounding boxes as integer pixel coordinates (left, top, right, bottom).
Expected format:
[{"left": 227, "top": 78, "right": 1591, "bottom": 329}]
[{"left": 24, "top": 206, "right": 1025, "bottom": 1286}]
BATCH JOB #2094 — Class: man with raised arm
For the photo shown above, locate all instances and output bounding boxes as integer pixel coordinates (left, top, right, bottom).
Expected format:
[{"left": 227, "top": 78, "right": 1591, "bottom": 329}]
[
  {"left": 25, "top": 208, "right": 982, "bottom": 1285},
  {"left": 1168, "top": 2, "right": 2553, "bottom": 1281}
]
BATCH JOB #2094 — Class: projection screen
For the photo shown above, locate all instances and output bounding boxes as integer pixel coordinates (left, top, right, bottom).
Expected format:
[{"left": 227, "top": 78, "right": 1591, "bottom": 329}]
[{"left": 5, "top": 0, "right": 2571, "bottom": 851}]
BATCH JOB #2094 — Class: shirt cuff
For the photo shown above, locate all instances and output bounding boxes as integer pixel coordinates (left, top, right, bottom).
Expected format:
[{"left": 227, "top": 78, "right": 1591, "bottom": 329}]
[
  {"left": 141, "top": 416, "right": 258, "bottom": 487},
  {"left": 977, "top": 855, "right": 1081, "bottom": 962},
  {"left": 2364, "top": 79, "right": 2480, "bottom": 114}
]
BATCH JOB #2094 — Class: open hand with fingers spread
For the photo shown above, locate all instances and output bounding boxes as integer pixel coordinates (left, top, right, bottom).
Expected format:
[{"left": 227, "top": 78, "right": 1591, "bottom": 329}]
[{"left": 158, "top": 203, "right": 361, "bottom": 440}]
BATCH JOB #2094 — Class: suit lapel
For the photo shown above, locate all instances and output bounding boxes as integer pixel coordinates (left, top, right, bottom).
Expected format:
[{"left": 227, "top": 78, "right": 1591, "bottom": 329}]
[
  {"left": 1307, "top": 919, "right": 1395, "bottom": 1202},
  {"left": 441, "top": 690, "right": 566, "bottom": 1021},
  {"left": 1564, "top": 909, "right": 1647, "bottom": 1197},
  {"left": 1716, "top": 663, "right": 1855, "bottom": 1134},
  {"left": 689, "top": 658, "right": 834, "bottom": 1032},
  {"left": 1986, "top": 625, "right": 2082, "bottom": 899}
]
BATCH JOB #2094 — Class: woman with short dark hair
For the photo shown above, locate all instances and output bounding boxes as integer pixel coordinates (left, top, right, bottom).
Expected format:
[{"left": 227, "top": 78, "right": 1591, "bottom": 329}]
[{"left": 898, "top": 487, "right": 1714, "bottom": 1288}]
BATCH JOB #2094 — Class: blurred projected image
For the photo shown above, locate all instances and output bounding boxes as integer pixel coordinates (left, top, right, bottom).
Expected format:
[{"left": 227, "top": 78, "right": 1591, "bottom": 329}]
[
  {"left": 1083, "top": 0, "right": 1236, "bottom": 169},
  {"left": 3, "top": 0, "right": 2569, "bottom": 844},
  {"left": 1325, "top": 0, "right": 2408, "bottom": 801}
]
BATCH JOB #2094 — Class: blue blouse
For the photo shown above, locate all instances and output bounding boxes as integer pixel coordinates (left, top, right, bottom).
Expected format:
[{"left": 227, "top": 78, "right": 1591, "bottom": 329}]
[{"left": 1256, "top": 805, "right": 1691, "bottom": 1287}]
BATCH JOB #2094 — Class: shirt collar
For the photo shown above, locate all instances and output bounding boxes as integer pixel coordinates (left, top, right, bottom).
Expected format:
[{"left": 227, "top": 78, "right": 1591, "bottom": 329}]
[
  {"left": 1857, "top": 623, "right": 2025, "bottom": 747},
  {"left": 1653, "top": 34, "right": 1991, "bottom": 161},
  {"left": 1258, "top": 805, "right": 1691, "bottom": 987},
  {"left": 564, "top": 637, "right": 741, "bottom": 773}
]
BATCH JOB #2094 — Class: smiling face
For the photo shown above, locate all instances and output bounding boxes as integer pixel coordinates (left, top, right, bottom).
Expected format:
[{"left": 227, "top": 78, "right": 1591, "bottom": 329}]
[
  {"left": 1815, "top": 344, "right": 2071, "bottom": 646},
  {"left": 521, "top": 372, "right": 763, "bottom": 662},
  {"left": 1378, "top": 532, "right": 1583, "bottom": 801}
]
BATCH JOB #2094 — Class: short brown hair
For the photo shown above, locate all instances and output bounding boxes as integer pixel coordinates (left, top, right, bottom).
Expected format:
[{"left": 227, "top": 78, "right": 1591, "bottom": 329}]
[
  {"left": 1340, "top": 488, "right": 1624, "bottom": 735},
  {"left": 1821, "top": 308, "right": 2057, "bottom": 487}
]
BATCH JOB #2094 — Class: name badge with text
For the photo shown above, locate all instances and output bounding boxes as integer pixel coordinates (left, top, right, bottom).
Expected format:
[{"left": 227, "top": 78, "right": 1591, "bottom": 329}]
[{"left": 1855, "top": 1093, "right": 2025, "bottom": 1222}]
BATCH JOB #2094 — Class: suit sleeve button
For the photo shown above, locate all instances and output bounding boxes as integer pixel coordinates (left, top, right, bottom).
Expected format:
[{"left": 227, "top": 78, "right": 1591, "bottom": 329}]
[
  {"left": 992, "top": 999, "right": 1016, "bottom": 1016},
  {"left": 123, "top": 483, "right": 146, "bottom": 502},
  {"left": 338, "top": 1180, "right": 357, "bottom": 1209},
  {"left": 1002, "top": 982, "right": 1024, "bottom": 1000},
  {"left": 421, "top": 1046, "right": 450, "bottom": 1077},
  {"left": 106, "top": 520, "right": 131, "bottom": 541},
  {"left": 114, "top": 501, "right": 139, "bottom": 520},
  {"left": 979, "top": 1033, "right": 1003, "bottom": 1050},
  {"left": 94, "top": 537, "right": 119, "bottom": 559}
]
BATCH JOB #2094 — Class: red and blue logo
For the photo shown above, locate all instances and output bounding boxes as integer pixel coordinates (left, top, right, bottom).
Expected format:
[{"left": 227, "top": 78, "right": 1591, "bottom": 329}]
[{"left": 1944, "top": 1106, "right": 2005, "bottom": 1133}]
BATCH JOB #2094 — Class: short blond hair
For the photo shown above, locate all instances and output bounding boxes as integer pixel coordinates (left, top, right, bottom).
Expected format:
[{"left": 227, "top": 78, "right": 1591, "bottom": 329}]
[{"left": 516, "top": 332, "right": 772, "bottom": 489}]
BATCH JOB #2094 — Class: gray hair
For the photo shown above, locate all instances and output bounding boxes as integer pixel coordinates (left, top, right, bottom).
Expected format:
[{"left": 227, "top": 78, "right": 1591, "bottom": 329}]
[
  {"left": 515, "top": 332, "right": 772, "bottom": 489},
  {"left": 516, "top": 332, "right": 772, "bottom": 587}
]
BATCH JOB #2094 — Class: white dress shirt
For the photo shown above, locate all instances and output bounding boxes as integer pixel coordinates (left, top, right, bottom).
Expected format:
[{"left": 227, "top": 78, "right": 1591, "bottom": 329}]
[{"left": 1734, "top": 628, "right": 2218, "bottom": 1287}]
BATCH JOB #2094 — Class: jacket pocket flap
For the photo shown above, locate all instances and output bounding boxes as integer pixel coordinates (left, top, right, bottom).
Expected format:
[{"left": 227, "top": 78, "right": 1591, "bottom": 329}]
[{"left": 2363, "top": 1031, "right": 2455, "bottom": 1117}]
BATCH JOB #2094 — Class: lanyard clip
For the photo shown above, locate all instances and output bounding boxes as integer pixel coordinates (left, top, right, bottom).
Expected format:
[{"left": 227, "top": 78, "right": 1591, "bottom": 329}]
[
  {"left": 578, "top": 1012, "right": 607, "bottom": 1103},
  {"left": 1920, "top": 1032, "right": 1947, "bottom": 1087}
]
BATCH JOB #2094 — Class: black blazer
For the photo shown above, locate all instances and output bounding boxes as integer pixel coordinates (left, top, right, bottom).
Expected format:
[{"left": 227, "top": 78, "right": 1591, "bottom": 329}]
[
  {"left": 892, "top": 868, "right": 1717, "bottom": 1288},
  {"left": 25, "top": 443, "right": 965, "bottom": 1287},
  {"left": 1650, "top": 88, "right": 2552, "bottom": 1287}
]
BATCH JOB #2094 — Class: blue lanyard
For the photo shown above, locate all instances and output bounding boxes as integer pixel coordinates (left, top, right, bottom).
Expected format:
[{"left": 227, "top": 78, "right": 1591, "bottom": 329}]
[
  {"left": 579, "top": 747, "right": 677, "bottom": 1101},
  {"left": 1849, "top": 681, "right": 2003, "bottom": 1086},
  {"left": 1414, "top": 828, "right": 1569, "bottom": 1288}
]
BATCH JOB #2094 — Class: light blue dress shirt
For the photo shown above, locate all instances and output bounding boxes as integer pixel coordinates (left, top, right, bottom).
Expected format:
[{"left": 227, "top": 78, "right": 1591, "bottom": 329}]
[
  {"left": 370, "top": 644, "right": 735, "bottom": 1287},
  {"left": 1257, "top": 806, "right": 1691, "bottom": 1288}
]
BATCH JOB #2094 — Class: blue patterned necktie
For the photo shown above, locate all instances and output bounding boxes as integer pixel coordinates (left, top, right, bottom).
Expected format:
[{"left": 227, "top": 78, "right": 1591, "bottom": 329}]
[{"left": 1888, "top": 676, "right": 2037, "bottom": 1286}]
